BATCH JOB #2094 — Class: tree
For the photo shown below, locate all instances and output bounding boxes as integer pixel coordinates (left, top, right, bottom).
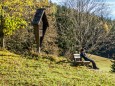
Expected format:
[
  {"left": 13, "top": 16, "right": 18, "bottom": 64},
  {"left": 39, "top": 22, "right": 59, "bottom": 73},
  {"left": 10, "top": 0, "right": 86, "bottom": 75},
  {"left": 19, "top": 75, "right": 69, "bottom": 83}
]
[
  {"left": 0, "top": 0, "right": 49, "bottom": 48},
  {"left": 111, "top": 59, "right": 115, "bottom": 72},
  {"left": 94, "top": 20, "right": 115, "bottom": 58},
  {"left": 0, "top": 0, "right": 59, "bottom": 55},
  {"left": 56, "top": 0, "right": 112, "bottom": 56}
]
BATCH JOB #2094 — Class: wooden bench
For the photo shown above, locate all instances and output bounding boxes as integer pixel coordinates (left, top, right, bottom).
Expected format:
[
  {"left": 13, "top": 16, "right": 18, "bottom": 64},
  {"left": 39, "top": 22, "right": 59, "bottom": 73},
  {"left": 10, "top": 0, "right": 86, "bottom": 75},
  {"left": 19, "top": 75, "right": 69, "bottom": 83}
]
[
  {"left": 73, "top": 54, "right": 90, "bottom": 66},
  {"left": 73, "top": 54, "right": 81, "bottom": 61},
  {"left": 75, "top": 61, "right": 90, "bottom": 66}
]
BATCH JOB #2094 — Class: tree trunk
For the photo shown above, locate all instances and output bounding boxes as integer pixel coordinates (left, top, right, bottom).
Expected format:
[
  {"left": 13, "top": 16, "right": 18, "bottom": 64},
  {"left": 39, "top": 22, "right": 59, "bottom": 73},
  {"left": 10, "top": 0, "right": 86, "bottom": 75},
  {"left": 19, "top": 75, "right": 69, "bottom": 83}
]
[{"left": 1, "top": 37, "right": 5, "bottom": 48}]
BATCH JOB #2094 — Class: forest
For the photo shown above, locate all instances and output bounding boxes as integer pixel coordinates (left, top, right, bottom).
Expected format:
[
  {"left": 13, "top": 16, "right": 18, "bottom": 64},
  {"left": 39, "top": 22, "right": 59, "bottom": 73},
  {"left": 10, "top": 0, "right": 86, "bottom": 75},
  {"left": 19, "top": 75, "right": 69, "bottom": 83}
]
[{"left": 0, "top": 0, "right": 115, "bottom": 58}]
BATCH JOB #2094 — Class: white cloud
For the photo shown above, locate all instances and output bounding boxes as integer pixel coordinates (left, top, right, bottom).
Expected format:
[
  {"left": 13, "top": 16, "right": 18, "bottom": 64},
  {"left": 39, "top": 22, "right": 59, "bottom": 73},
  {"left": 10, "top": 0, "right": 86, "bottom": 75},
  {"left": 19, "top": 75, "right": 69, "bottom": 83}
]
[
  {"left": 51, "top": 0, "right": 61, "bottom": 3},
  {"left": 111, "top": 10, "right": 115, "bottom": 15},
  {"left": 105, "top": 2, "right": 115, "bottom": 5}
]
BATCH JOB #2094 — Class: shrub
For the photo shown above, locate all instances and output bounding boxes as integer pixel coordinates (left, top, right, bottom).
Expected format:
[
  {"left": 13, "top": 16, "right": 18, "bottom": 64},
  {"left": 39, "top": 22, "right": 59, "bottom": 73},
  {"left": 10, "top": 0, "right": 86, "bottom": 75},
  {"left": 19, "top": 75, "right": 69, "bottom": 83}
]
[{"left": 111, "top": 60, "right": 115, "bottom": 72}]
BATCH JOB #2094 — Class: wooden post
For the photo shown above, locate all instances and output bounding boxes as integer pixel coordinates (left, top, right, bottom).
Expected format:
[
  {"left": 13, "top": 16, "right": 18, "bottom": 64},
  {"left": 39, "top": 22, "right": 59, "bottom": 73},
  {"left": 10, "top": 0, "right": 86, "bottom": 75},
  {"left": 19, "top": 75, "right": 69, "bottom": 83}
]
[{"left": 34, "top": 25, "right": 40, "bottom": 53}]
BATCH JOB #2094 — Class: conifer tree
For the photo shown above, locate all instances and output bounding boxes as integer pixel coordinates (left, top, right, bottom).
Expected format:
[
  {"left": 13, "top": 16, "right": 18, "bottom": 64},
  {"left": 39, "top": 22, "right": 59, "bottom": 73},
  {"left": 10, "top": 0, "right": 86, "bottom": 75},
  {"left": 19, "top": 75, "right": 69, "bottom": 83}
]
[
  {"left": 111, "top": 61, "right": 115, "bottom": 72},
  {"left": 111, "top": 56, "right": 115, "bottom": 72}
]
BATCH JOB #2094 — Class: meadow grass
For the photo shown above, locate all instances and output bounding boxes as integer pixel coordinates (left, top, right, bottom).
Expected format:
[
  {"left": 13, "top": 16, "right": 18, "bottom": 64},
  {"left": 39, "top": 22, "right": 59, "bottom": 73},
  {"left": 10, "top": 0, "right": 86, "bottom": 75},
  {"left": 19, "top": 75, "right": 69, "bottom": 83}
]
[
  {"left": 88, "top": 54, "right": 112, "bottom": 72},
  {"left": 0, "top": 50, "right": 115, "bottom": 86}
]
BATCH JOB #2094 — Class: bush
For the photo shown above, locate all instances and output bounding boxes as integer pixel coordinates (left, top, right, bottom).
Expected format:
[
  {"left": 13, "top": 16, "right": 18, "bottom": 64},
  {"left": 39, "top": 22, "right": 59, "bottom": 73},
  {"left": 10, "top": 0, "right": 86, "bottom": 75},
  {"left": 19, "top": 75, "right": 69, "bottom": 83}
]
[
  {"left": 5, "top": 27, "right": 36, "bottom": 55},
  {"left": 111, "top": 60, "right": 115, "bottom": 72}
]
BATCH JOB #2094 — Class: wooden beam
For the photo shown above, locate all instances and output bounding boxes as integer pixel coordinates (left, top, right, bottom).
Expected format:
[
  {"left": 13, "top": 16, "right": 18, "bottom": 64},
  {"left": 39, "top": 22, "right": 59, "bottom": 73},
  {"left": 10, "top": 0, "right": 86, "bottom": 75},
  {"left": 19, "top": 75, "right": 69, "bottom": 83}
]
[{"left": 34, "top": 25, "right": 40, "bottom": 53}]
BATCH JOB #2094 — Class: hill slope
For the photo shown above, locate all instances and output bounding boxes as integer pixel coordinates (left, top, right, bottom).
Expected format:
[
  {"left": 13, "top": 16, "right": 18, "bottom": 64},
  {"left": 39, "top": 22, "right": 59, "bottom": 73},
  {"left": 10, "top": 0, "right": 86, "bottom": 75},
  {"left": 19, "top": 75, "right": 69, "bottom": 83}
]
[
  {"left": 88, "top": 54, "right": 112, "bottom": 72},
  {"left": 0, "top": 50, "right": 115, "bottom": 86}
]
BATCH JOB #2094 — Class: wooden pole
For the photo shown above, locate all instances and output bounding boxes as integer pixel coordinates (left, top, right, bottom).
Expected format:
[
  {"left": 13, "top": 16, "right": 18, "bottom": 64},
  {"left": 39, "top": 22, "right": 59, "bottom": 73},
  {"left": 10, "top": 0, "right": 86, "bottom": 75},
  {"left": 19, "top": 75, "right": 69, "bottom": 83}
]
[
  {"left": 34, "top": 25, "right": 40, "bottom": 53},
  {"left": 38, "top": 26, "right": 41, "bottom": 53}
]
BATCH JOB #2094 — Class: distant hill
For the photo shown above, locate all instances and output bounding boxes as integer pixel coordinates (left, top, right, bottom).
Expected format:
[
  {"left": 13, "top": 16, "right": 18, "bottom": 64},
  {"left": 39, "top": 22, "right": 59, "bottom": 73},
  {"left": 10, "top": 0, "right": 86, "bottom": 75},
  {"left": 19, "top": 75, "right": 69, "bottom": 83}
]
[{"left": 0, "top": 50, "right": 115, "bottom": 86}]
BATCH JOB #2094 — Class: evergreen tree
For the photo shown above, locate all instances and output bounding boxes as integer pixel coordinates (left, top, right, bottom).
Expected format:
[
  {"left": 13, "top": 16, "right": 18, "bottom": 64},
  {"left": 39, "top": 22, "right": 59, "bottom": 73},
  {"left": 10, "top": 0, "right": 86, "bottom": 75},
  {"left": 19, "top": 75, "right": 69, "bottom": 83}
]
[
  {"left": 111, "top": 61, "right": 115, "bottom": 72},
  {"left": 111, "top": 56, "right": 115, "bottom": 72}
]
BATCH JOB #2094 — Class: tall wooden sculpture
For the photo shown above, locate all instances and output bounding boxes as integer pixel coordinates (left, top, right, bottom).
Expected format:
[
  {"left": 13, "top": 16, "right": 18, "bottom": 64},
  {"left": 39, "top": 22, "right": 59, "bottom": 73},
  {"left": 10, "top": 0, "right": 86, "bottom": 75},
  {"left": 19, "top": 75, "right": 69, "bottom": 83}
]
[{"left": 32, "top": 8, "right": 49, "bottom": 53}]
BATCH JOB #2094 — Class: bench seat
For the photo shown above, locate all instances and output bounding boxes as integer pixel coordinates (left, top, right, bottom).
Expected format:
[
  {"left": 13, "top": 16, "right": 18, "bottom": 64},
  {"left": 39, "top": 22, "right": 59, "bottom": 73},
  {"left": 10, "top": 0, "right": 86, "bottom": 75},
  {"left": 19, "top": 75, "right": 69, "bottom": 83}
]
[{"left": 76, "top": 61, "right": 90, "bottom": 65}]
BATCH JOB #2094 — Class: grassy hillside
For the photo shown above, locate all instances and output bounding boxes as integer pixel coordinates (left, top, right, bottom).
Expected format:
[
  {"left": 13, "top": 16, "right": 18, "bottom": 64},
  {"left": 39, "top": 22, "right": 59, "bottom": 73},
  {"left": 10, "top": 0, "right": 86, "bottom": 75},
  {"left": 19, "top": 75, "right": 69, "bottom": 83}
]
[
  {"left": 88, "top": 54, "right": 112, "bottom": 72},
  {"left": 0, "top": 50, "right": 115, "bottom": 86}
]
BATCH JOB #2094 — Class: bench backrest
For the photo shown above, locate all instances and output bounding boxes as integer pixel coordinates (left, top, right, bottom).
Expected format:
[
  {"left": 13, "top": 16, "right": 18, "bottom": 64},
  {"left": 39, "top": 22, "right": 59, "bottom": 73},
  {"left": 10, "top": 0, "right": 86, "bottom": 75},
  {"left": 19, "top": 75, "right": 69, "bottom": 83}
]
[{"left": 73, "top": 54, "right": 80, "bottom": 58}]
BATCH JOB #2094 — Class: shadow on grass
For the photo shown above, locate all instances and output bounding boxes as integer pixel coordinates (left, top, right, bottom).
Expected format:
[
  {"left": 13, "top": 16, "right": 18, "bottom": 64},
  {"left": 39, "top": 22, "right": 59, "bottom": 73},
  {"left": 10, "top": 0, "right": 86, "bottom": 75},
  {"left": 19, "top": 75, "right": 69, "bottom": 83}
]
[
  {"left": 0, "top": 54, "right": 19, "bottom": 57},
  {"left": 56, "top": 60, "right": 72, "bottom": 64}
]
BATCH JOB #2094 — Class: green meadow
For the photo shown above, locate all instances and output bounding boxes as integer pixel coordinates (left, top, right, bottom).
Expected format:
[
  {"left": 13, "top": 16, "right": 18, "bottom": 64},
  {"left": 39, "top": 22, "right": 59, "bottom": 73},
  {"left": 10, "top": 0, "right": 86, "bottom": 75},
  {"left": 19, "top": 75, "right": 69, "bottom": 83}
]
[{"left": 0, "top": 50, "right": 115, "bottom": 86}]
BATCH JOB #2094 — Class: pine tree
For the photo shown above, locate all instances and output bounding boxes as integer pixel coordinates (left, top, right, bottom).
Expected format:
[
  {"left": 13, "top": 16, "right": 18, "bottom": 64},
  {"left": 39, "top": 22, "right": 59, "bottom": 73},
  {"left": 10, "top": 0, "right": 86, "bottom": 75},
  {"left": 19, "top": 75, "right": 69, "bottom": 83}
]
[
  {"left": 111, "top": 61, "right": 115, "bottom": 72},
  {"left": 111, "top": 56, "right": 115, "bottom": 72}
]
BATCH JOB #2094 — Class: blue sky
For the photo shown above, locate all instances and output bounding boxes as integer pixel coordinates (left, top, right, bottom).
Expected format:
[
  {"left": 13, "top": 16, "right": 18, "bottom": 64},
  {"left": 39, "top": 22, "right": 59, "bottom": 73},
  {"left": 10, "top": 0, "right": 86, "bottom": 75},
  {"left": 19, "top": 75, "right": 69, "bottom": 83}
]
[
  {"left": 106, "top": 0, "right": 115, "bottom": 19},
  {"left": 51, "top": 0, "right": 115, "bottom": 20}
]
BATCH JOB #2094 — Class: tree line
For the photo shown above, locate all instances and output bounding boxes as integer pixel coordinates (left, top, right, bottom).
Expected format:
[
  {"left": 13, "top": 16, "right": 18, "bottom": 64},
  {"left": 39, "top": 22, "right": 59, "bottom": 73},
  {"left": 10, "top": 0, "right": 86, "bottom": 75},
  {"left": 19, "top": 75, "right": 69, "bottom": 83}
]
[
  {"left": 0, "top": 0, "right": 115, "bottom": 59},
  {"left": 56, "top": 0, "right": 115, "bottom": 59}
]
